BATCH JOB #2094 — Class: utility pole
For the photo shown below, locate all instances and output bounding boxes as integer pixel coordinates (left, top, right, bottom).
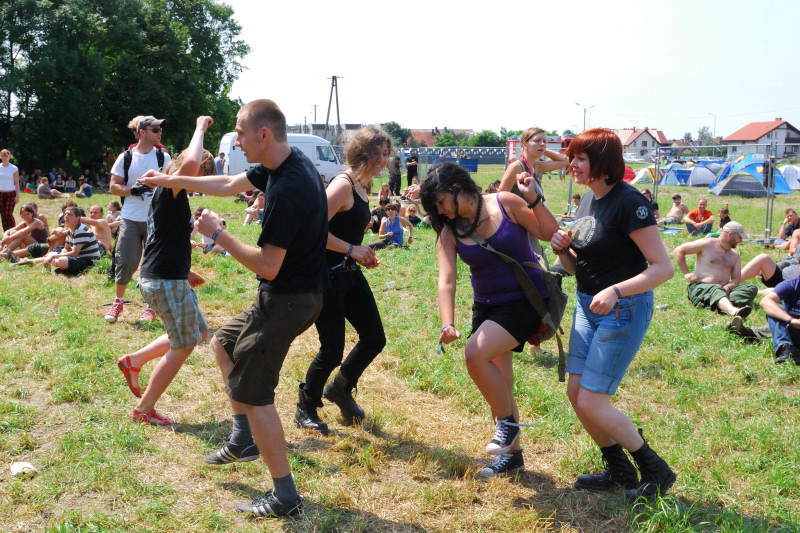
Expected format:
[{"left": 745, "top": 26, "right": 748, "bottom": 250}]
[
  {"left": 576, "top": 102, "right": 594, "bottom": 131},
  {"left": 312, "top": 104, "right": 318, "bottom": 123},
  {"left": 324, "top": 76, "right": 342, "bottom": 142},
  {"left": 709, "top": 113, "right": 717, "bottom": 156}
]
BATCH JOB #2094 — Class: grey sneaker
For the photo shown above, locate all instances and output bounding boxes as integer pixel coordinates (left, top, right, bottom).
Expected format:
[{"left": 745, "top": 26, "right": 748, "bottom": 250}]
[
  {"left": 235, "top": 489, "right": 302, "bottom": 517},
  {"left": 205, "top": 439, "right": 260, "bottom": 464},
  {"left": 478, "top": 449, "right": 525, "bottom": 478}
]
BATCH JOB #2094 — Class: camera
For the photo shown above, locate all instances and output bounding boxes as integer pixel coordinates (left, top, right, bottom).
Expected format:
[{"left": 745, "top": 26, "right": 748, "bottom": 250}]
[{"left": 130, "top": 183, "right": 153, "bottom": 197}]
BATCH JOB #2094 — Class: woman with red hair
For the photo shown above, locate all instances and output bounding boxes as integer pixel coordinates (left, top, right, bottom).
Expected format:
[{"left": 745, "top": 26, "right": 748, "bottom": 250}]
[{"left": 550, "top": 128, "right": 676, "bottom": 503}]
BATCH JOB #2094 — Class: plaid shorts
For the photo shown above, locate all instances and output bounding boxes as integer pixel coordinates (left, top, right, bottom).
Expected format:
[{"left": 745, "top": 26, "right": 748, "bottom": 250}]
[{"left": 139, "top": 278, "right": 208, "bottom": 350}]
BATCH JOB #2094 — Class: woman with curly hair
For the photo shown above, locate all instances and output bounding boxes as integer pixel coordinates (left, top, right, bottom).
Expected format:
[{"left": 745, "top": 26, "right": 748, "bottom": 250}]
[{"left": 294, "top": 126, "right": 388, "bottom": 433}]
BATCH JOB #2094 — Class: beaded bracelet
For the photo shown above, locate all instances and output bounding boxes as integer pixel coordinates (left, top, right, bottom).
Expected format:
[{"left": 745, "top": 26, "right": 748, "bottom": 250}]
[{"left": 441, "top": 323, "right": 454, "bottom": 331}]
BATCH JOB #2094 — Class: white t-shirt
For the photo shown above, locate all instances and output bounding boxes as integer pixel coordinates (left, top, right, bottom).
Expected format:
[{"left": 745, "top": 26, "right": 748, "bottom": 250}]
[
  {"left": 110, "top": 148, "right": 171, "bottom": 222},
  {"left": 0, "top": 163, "right": 19, "bottom": 192}
]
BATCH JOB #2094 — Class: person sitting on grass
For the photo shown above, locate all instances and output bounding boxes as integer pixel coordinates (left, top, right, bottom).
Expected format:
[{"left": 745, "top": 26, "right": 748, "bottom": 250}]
[
  {"left": 717, "top": 206, "right": 731, "bottom": 230},
  {"left": 192, "top": 205, "right": 227, "bottom": 254},
  {"left": 673, "top": 221, "right": 757, "bottom": 319},
  {"left": 1, "top": 204, "right": 49, "bottom": 259},
  {"left": 242, "top": 191, "right": 264, "bottom": 225},
  {"left": 75, "top": 177, "right": 93, "bottom": 198},
  {"left": 740, "top": 245, "right": 800, "bottom": 289},
  {"left": 369, "top": 196, "right": 391, "bottom": 234},
  {"left": 40, "top": 206, "right": 100, "bottom": 275},
  {"left": 372, "top": 203, "right": 413, "bottom": 249},
  {"left": 656, "top": 194, "right": 689, "bottom": 226},
  {"left": 28, "top": 202, "right": 50, "bottom": 235},
  {"left": 683, "top": 198, "right": 714, "bottom": 235},
  {"left": 759, "top": 276, "right": 800, "bottom": 364},
  {"left": 106, "top": 200, "right": 122, "bottom": 237},
  {"left": 37, "top": 177, "right": 70, "bottom": 199},
  {"left": 115, "top": 115, "right": 215, "bottom": 427},
  {"left": 79, "top": 204, "right": 112, "bottom": 255},
  {"left": 405, "top": 204, "right": 422, "bottom": 226},
  {"left": 8, "top": 226, "right": 68, "bottom": 265}
]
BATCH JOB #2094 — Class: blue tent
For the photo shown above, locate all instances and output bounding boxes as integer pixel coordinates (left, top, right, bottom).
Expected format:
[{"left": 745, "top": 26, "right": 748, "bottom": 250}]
[
  {"left": 710, "top": 154, "right": 791, "bottom": 194},
  {"left": 664, "top": 168, "right": 690, "bottom": 185}
]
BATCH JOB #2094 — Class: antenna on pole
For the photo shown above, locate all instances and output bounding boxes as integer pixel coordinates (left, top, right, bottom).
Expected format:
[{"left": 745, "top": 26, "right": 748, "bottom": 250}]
[{"left": 324, "top": 76, "right": 342, "bottom": 142}]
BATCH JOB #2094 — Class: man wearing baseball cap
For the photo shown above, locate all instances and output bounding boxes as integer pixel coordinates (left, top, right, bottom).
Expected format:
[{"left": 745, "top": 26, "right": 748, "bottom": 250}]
[
  {"left": 106, "top": 115, "right": 171, "bottom": 323},
  {"left": 656, "top": 193, "right": 689, "bottom": 226},
  {"left": 674, "top": 220, "right": 757, "bottom": 318}
]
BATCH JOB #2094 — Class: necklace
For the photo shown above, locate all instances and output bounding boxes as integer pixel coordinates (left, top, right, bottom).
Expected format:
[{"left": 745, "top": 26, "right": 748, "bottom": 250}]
[{"left": 453, "top": 194, "right": 483, "bottom": 238}]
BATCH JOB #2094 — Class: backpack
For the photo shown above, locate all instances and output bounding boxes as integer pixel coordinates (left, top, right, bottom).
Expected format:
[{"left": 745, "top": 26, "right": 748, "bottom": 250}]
[
  {"left": 119, "top": 148, "right": 165, "bottom": 206},
  {"left": 463, "top": 227, "right": 569, "bottom": 381}
]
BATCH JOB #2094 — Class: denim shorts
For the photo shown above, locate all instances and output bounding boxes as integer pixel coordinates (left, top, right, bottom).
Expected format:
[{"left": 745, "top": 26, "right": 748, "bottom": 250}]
[
  {"left": 565, "top": 289, "right": 654, "bottom": 395},
  {"left": 140, "top": 278, "right": 208, "bottom": 350}
]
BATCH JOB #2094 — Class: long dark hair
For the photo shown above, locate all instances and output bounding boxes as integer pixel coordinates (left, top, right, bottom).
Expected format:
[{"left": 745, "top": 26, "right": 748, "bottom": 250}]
[{"left": 419, "top": 162, "right": 481, "bottom": 235}]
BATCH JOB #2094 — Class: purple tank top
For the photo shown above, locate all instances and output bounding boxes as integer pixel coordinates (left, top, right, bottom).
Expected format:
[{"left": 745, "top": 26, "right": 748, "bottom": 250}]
[{"left": 456, "top": 195, "right": 548, "bottom": 304}]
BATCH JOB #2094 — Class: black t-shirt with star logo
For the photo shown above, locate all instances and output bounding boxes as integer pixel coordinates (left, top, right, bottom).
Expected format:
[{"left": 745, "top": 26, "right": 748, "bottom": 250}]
[{"left": 570, "top": 181, "right": 656, "bottom": 295}]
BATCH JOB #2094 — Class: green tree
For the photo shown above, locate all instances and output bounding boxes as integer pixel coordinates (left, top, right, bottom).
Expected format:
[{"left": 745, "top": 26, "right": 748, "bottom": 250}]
[
  {"left": 683, "top": 131, "right": 693, "bottom": 142},
  {"left": 433, "top": 130, "right": 468, "bottom": 147},
  {"left": 500, "top": 127, "right": 523, "bottom": 140},
  {"left": 466, "top": 129, "right": 504, "bottom": 147},
  {"left": 697, "top": 125, "right": 712, "bottom": 144},
  {"left": 382, "top": 121, "right": 411, "bottom": 148},
  {"left": 561, "top": 129, "right": 576, "bottom": 138},
  {"left": 1, "top": 0, "right": 249, "bottom": 171}
]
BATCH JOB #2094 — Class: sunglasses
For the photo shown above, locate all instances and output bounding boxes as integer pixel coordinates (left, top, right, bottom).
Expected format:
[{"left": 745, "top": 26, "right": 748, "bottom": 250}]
[
  {"left": 148, "top": 127, "right": 162, "bottom": 133},
  {"left": 386, "top": 206, "right": 397, "bottom": 211}
]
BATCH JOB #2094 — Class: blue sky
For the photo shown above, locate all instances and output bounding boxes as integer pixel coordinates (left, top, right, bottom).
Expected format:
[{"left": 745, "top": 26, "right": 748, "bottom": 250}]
[{"left": 225, "top": 0, "right": 799, "bottom": 141}]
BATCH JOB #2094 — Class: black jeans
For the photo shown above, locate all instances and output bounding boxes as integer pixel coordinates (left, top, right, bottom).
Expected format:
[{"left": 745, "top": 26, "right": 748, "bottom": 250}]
[
  {"left": 388, "top": 174, "right": 401, "bottom": 196},
  {"left": 303, "top": 268, "right": 386, "bottom": 401}
]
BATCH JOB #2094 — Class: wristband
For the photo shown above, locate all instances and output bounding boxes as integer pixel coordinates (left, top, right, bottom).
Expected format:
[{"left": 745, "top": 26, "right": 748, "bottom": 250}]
[
  {"left": 527, "top": 194, "right": 543, "bottom": 210},
  {"left": 612, "top": 285, "right": 622, "bottom": 299},
  {"left": 346, "top": 244, "right": 353, "bottom": 257},
  {"left": 442, "top": 323, "right": 453, "bottom": 331},
  {"left": 211, "top": 227, "right": 225, "bottom": 242}
]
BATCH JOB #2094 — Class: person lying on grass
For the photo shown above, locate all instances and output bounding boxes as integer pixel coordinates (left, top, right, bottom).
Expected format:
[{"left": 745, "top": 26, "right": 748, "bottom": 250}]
[{"left": 116, "top": 115, "right": 215, "bottom": 427}]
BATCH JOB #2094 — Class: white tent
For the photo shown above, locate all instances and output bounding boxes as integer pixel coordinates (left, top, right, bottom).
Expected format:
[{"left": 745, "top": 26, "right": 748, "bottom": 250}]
[
  {"left": 779, "top": 165, "right": 800, "bottom": 190},
  {"left": 631, "top": 166, "right": 655, "bottom": 184},
  {"left": 687, "top": 166, "right": 716, "bottom": 187}
]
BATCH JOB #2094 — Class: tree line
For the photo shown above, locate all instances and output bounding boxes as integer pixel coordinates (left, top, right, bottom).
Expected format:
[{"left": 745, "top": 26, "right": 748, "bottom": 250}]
[
  {"left": 0, "top": 0, "right": 249, "bottom": 172},
  {"left": 381, "top": 122, "right": 578, "bottom": 149}
]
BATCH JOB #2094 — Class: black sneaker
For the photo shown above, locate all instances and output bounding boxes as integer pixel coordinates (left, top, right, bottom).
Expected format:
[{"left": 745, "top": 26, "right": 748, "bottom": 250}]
[
  {"left": 205, "top": 439, "right": 260, "bottom": 464},
  {"left": 775, "top": 344, "right": 793, "bottom": 364},
  {"left": 235, "top": 489, "right": 302, "bottom": 517},
  {"left": 478, "top": 449, "right": 525, "bottom": 478},
  {"left": 486, "top": 415, "right": 520, "bottom": 455}
]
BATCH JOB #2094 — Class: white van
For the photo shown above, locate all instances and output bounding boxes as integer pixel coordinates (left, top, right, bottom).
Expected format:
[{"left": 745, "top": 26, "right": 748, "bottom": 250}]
[{"left": 218, "top": 132, "right": 343, "bottom": 180}]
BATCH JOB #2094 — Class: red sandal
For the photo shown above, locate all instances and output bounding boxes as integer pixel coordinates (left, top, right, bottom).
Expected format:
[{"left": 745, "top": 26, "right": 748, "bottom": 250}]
[
  {"left": 117, "top": 355, "right": 143, "bottom": 398},
  {"left": 132, "top": 408, "right": 175, "bottom": 427}
]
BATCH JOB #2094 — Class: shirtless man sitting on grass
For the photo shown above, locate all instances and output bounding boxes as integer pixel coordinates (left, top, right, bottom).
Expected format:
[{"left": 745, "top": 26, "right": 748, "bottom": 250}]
[
  {"left": 79, "top": 204, "right": 112, "bottom": 254},
  {"left": 673, "top": 221, "right": 757, "bottom": 319}
]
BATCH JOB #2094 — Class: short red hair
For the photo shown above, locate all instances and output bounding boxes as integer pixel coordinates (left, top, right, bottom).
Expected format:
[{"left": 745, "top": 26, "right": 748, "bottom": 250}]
[{"left": 566, "top": 128, "right": 625, "bottom": 184}]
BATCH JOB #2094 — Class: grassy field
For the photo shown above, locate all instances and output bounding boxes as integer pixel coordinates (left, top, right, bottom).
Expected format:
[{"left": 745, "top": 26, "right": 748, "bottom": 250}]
[{"left": 1, "top": 179, "right": 800, "bottom": 532}]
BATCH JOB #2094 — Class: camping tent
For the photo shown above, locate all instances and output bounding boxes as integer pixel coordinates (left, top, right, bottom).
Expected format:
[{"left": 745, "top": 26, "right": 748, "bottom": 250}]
[
  {"left": 664, "top": 168, "right": 690, "bottom": 185},
  {"left": 712, "top": 154, "right": 792, "bottom": 194},
  {"left": 623, "top": 165, "right": 636, "bottom": 183},
  {"left": 711, "top": 172, "right": 767, "bottom": 198},
  {"left": 705, "top": 163, "right": 723, "bottom": 174},
  {"left": 631, "top": 166, "right": 655, "bottom": 184},
  {"left": 686, "top": 166, "right": 716, "bottom": 187},
  {"left": 779, "top": 165, "right": 800, "bottom": 190}
]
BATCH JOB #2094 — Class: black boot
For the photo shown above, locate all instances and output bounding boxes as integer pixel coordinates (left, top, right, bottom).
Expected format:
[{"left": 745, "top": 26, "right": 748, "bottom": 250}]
[
  {"left": 322, "top": 371, "right": 364, "bottom": 425},
  {"left": 574, "top": 443, "right": 639, "bottom": 491},
  {"left": 625, "top": 436, "right": 676, "bottom": 503},
  {"left": 294, "top": 384, "right": 329, "bottom": 435}
]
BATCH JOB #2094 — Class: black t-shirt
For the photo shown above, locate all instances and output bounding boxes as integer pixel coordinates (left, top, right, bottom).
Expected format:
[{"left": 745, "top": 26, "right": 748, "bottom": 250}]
[
  {"left": 406, "top": 155, "right": 418, "bottom": 177},
  {"left": 650, "top": 200, "right": 659, "bottom": 213},
  {"left": 246, "top": 147, "right": 328, "bottom": 294},
  {"left": 570, "top": 181, "right": 656, "bottom": 295},
  {"left": 140, "top": 187, "right": 192, "bottom": 280}
]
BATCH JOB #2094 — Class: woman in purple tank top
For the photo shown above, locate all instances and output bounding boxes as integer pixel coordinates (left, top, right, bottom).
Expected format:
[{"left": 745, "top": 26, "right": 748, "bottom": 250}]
[{"left": 420, "top": 162, "right": 559, "bottom": 477}]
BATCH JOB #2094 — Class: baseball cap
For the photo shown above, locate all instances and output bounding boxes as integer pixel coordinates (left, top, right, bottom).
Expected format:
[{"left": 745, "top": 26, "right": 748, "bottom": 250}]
[
  {"left": 672, "top": 194, "right": 681, "bottom": 200},
  {"left": 137, "top": 116, "right": 166, "bottom": 130},
  {"left": 721, "top": 221, "right": 748, "bottom": 239}
]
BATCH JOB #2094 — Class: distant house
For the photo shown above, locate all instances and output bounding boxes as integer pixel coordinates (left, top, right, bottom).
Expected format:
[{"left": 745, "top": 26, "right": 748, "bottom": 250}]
[
  {"left": 722, "top": 118, "right": 800, "bottom": 156},
  {"left": 409, "top": 127, "right": 475, "bottom": 147},
  {"left": 614, "top": 128, "right": 669, "bottom": 155},
  {"left": 667, "top": 139, "right": 699, "bottom": 156}
]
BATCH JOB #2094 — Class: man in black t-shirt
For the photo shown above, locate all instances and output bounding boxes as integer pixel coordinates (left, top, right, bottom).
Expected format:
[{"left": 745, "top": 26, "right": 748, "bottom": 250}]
[{"left": 140, "top": 99, "right": 327, "bottom": 518}]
